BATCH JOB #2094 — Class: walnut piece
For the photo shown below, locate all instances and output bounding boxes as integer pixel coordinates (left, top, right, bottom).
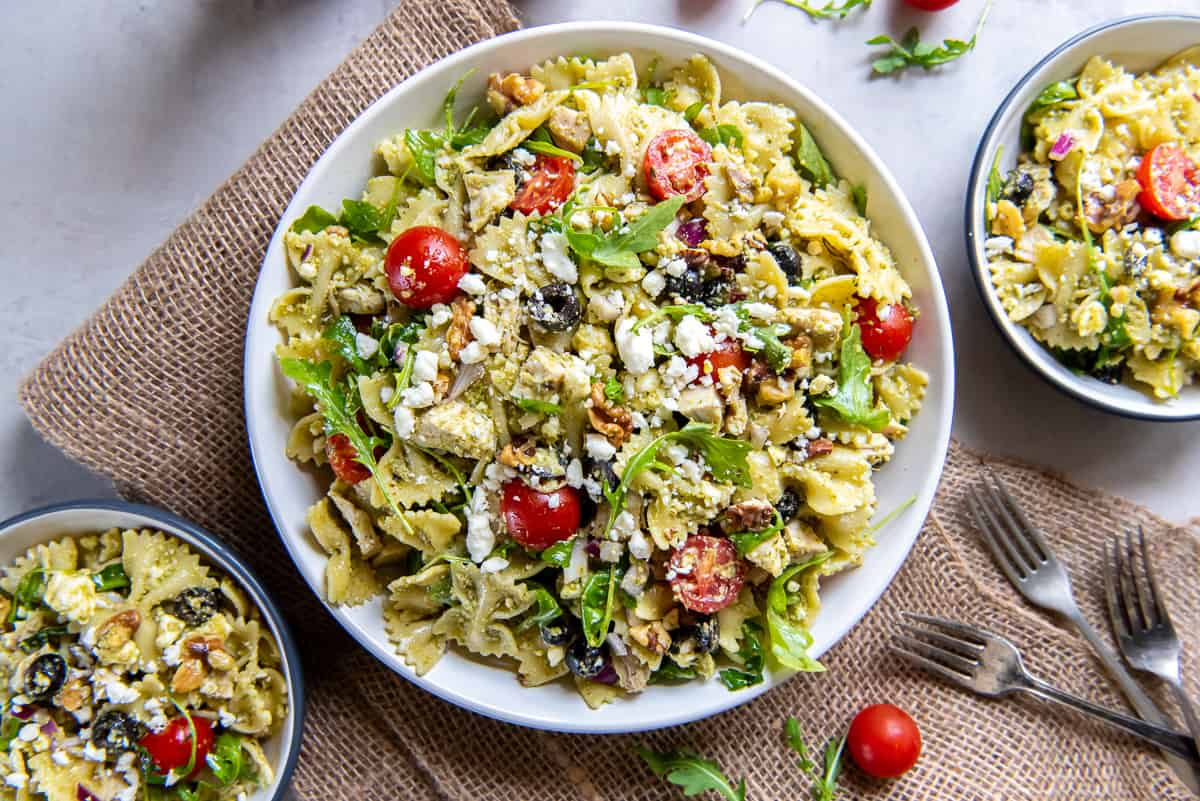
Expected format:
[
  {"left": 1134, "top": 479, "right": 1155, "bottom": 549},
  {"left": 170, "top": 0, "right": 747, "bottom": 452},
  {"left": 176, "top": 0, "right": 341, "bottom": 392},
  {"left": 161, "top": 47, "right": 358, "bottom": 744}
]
[
  {"left": 55, "top": 679, "right": 88, "bottom": 712},
  {"left": 588, "top": 381, "right": 633, "bottom": 447},
  {"left": 487, "top": 72, "right": 545, "bottom": 115},
  {"left": 722, "top": 499, "right": 776, "bottom": 532},
  {"left": 629, "top": 621, "right": 672, "bottom": 654},
  {"left": 96, "top": 609, "right": 141, "bottom": 650},
  {"left": 183, "top": 635, "right": 235, "bottom": 672},
  {"left": 498, "top": 439, "right": 537, "bottom": 468},
  {"left": 1084, "top": 179, "right": 1142, "bottom": 233},
  {"left": 806, "top": 438, "right": 835, "bottom": 458},
  {"left": 447, "top": 296, "right": 476, "bottom": 362},
  {"left": 171, "top": 658, "right": 207, "bottom": 693}
]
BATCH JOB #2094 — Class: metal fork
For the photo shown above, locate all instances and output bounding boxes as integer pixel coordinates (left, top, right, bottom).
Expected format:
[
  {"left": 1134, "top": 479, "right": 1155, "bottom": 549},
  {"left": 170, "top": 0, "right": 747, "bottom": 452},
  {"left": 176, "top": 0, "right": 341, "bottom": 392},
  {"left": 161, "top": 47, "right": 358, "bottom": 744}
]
[
  {"left": 894, "top": 613, "right": 1200, "bottom": 762},
  {"left": 1105, "top": 527, "right": 1200, "bottom": 751},
  {"left": 966, "top": 478, "right": 1200, "bottom": 793}
]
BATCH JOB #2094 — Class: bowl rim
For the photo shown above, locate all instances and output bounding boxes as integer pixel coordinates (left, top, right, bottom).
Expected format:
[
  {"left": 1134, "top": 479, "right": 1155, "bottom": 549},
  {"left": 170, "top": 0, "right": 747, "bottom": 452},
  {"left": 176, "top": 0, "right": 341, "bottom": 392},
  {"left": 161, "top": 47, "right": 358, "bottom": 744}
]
[
  {"left": 965, "top": 12, "right": 1200, "bottom": 422},
  {"left": 243, "top": 19, "right": 956, "bottom": 733},
  {"left": 0, "top": 500, "right": 306, "bottom": 801}
]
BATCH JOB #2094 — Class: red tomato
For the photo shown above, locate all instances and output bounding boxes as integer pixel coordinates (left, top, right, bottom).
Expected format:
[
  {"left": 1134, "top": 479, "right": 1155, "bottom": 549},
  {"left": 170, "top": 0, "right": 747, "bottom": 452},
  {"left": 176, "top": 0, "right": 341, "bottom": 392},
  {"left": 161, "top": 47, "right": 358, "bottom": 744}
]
[
  {"left": 1136, "top": 143, "right": 1200, "bottom": 221},
  {"left": 501, "top": 481, "right": 582, "bottom": 550},
  {"left": 140, "top": 715, "right": 215, "bottom": 780},
  {"left": 857, "top": 297, "right": 914, "bottom": 362},
  {"left": 326, "top": 433, "right": 371, "bottom": 484},
  {"left": 847, "top": 704, "right": 922, "bottom": 778},
  {"left": 644, "top": 129, "right": 713, "bottom": 202},
  {"left": 668, "top": 535, "right": 745, "bottom": 614},
  {"left": 510, "top": 154, "right": 576, "bottom": 215},
  {"left": 384, "top": 226, "right": 468, "bottom": 308},
  {"left": 686, "top": 339, "right": 751, "bottom": 382},
  {"left": 903, "top": 0, "right": 959, "bottom": 9}
]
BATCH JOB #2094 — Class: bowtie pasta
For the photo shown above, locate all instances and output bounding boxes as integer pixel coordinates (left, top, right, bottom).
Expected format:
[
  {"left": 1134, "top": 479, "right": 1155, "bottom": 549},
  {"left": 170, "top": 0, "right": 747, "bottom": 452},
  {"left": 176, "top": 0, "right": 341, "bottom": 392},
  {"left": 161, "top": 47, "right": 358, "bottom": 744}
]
[
  {"left": 271, "top": 52, "right": 927, "bottom": 707},
  {"left": 985, "top": 48, "right": 1200, "bottom": 399},
  {"left": 0, "top": 529, "right": 287, "bottom": 801}
]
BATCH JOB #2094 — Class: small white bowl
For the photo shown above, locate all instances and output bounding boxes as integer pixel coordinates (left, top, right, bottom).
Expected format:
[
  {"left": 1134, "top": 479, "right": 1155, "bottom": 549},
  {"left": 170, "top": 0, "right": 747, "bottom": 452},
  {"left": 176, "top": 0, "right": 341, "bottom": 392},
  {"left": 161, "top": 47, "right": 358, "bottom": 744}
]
[
  {"left": 244, "top": 22, "right": 955, "bottom": 733},
  {"left": 966, "top": 13, "right": 1200, "bottom": 421},
  {"left": 0, "top": 502, "right": 304, "bottom": 801}
]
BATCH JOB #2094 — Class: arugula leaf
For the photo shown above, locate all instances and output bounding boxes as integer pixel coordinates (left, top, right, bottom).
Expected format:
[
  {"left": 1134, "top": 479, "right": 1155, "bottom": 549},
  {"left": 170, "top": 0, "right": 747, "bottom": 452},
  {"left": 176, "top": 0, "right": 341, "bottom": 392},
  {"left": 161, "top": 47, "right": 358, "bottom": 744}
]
[
  {"left": 91, "top": 563, "right": 130, "bottom": 593},
  {"left": 377, "top": 316, "right": 425, "bottom": 366},
  {"left": 650, "top": 661, "right": 700, "bottom": 683},
  {"left": 1167, "top": 215, "right": 1200, "bottom": 235},
  {"left": 765, "top": 553, "right": 832, "bottom": 671},
  {"left": 986, "top": 144, "right": 1005, "bottom": 206},
  {"left": 518, "top": 583, "right": 563, "bottom": 632},
  {"left": 718, "top": 621, "right": 765, "bottom": 690},
  {"left": 540, "top": 538, "right": 575, "bottom": 568},
  {"left": 637, "top": 748, "right": 747, "bottom": 801},
  {"left": 743, "top": 0, "right": 872, "bottom": 23},
  {"left": 322, "top": 316, "right": 371, "bottom": 374},
  {"left": 280, "top": 358, "right": 411, "bottom": 532},
  {"left": 641, "top": 56, "right": 666, "bottom": 106},
  {"left": 631, "top": 303, "right": 714, "bottom": 333},
  {"left": 515, "top": 397, "right": 563, "bottom": 415},
  {"left": 1026, "top": 79, "right": 1078, "bottom": 118},
  {"left": 428, "top": 575, "right": 454, "bottom": 606},
  {"left": 18, "top": 625, "right": 69, "bottom": 654},
  {"left": 564, "top": 195, "right": 686, "bottom": 270},
  {"left": 683, "top": 101, "right": 705, "bottom": 124},
  {"left": 442, "top": 69, "right": 474, "bottom": 139},
  {"left": 785, "top": 717, "right": 815, "bottom": 773},
  {"left": 525, "top": 139, "right": 583, "bottom": 162},
  {"left": 580, "top": 138, "right": 607, "bottom": 174},
  {"left": 728, "top": 509, "right": 784, "bottom": 556},
  {"left": 868, "top": 0, "right": 992, "bottom": 76},
  {"left": 795, "top": 124, "right": 835, "bottom": 189},
  {"left": 338, "top": 199, "right": 387, "bottom": 244},
  {"left": 404, "top": 70, "right": 489, "bottom": 185},
  {"left": 290, "top": 205, "right": 338, "bottom": 234},
  {"left": 208, "top": 733, "right": 253, "bottom": 785},
  {"left": 1074, "top": 161, "right": 1133, "bottom": 357},
  {"left": 168, "top": 697, "right": 200, "bottom": 782},
  {"left": 405, "top": 128, "right": 443, "bottom": 186},
  {"left": 784, "top": 719, "right": 847, "bottom": 801},
  {"left": 603, "top": 376, "right": 626, "bottom": 404},
  {"left": 697, "top": 125, "right": 744, "bottom": 149},
  {"left": 581, "top": 567, "right": 622, "bottom": 647},
  {"left": 9, "top": 568, "right": 45, "bottom": 623},
  {"left": 0, "top": 717, "right": 19, "bottom": 751},
  {"left": 749, "top": 325, "right": 794, "bottom": 373},
  {"left": 813, "top": 323, "right": 890, "bottom": 431},
  {"left": 851, "top": 184, "right": 868, "bottom": 216}
]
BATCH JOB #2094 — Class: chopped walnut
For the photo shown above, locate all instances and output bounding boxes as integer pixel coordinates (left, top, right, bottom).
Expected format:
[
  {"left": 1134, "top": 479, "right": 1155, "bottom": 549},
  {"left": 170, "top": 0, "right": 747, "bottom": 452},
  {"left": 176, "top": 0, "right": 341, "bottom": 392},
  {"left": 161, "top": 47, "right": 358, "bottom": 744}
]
[
  {"left": 588, "top": 381, "right": 633, "bottom": 447},
  {"left": 722, "top": 499, "right": 776, "bottom": 532},
  {"left": 806, "top": 438, "right": 835, "bottom": 458},
  {"left": 726, "top": 163, "right": 755, "bottom": 203},
  {"left": 447, "top": 296, "right": 476, "bottom": 361},
  {"left": 1085, "top": 179, "right": 1141, "bottom": 233},
  {"left": 498, "top": 438, "right": 537, "bottom": 468},
  {"left": 629, "top": 621, "right": 672, "bottom": 654},
  {"left": 171, "top": 658, "right": 207, "bottom": 693},
  {"left": 786, "top": 335, "right": 813, "bottom": 371},
  {"left": 55, "top": 679, "right": 88, "bottom": 712},
  {"left": 487, "top": 72, "right": 545, "bottom": 115},
  {"left": 183, "top": 635, "right": 235, "bottom": 673},
  {"left": 96, "top": 609, "right": 141, "bottom": 651}
]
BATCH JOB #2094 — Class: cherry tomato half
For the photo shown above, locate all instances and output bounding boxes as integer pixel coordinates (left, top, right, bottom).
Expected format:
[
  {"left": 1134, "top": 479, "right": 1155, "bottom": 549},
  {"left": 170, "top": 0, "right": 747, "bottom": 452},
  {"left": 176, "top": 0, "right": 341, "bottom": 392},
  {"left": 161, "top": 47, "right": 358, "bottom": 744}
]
[
  {"left": 644, "top": 129, "right": 713, "bottom": 202},
  {"left": 686, "top": 339, "right": 752, "bottom": 383},
  {"left": 501, "top": 481, "right": 582, "bottom": 550},
  {"left": 140, "top": 715, "right": 215, "bottom": 780},
  {"left": 847, "top": 704, "right": 922, "bottom": 779},
  {"left": 903, "top": 0, "right": 959, "bottom": 9},
  {"left": 857, "top": 297, "right": 914, "bottom": 362},
  {"left": 384, "top": 226, "right": 468, "bottom": 309},
  {"left": 1136, "top": 143, "right": 1200, "bottom": 222},
  {"left": 668, "top": 535, "right": 745, "bottom": 614},
  {"left": 511, "top": 154, "right": 576, "bottom": 216},
  {"left": 325, "top": 433, "right": 371, "bottom": 484}
]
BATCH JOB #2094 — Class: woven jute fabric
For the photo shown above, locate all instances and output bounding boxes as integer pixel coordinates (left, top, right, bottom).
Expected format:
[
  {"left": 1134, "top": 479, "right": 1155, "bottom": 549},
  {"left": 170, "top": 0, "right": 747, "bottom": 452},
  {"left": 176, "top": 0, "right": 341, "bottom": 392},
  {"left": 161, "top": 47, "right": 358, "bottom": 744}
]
[{"left": 16, "top": 2, "right": 1200, "bottom": 799}]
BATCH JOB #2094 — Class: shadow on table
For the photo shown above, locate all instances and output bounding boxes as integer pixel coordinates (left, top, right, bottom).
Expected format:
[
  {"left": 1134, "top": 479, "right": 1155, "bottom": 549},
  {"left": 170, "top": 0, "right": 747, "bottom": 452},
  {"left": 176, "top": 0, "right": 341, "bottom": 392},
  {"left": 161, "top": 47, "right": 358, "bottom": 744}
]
[{"left": 0, "top": 420, "right": 114, "bottom": 516}]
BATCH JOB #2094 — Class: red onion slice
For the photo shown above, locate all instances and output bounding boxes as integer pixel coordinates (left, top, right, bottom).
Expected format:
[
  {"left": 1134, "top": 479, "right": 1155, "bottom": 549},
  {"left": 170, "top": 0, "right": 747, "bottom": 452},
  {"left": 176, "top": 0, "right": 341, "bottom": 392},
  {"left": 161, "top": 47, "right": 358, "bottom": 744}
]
[
  {"left": 10, "top": 705, "right": 34, "bottom": 720},
  {"left": 593, "top": 663, "right": 619, "bottom": 685},
  {"left": 76, "top": 785, "right": 102, "bottom": 801},
  {"left": 446, "top": 362, "right": 484, "bottom": 401},
  {"left": 676, "top": 218, "right": 708, "bottom": 247},
  {"left": 1049, "top": 132, "right": 1075, "bottom": 161}
]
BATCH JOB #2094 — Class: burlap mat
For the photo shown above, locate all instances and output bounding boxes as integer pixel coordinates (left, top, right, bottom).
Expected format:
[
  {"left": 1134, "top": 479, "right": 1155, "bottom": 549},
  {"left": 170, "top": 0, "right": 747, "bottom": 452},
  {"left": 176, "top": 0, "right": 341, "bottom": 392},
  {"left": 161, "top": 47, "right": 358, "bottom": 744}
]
[{"left": 16, "top": 2, "right": 1200, "bottom": 798}]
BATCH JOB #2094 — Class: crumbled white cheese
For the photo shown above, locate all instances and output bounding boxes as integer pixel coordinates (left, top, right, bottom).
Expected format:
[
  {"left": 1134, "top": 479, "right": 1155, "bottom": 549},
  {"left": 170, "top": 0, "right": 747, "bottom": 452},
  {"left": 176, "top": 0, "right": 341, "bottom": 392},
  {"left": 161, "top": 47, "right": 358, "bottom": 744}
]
[
  {"left": 392, "top": 406, "right": 415, "bottom": 438},
  {"left": 628, "top": 528, "right": 652, "bottom": 561},
  {"left": 51, "top": 750, "right": 69, "bottom": 766},
  {"left": 641, "top": 269, "right": 666, "bottom": 297},
  {"left": 354, "top": 332, "right": 379, "bottom": 360},
  {"left": 663, "top": 257, "right": 688, "bottom": 277},
  {"left": 17, "top": 724, "right": 38, "bottom": 743},
  {"left": 429, "top": 304, "right": 452, "bottom": 329},
  {"left": 588, "top": 290, "right": 625, "bottom": 322},
  {"left": 480, "top": 556, "right": 509, "bottom": 574},
  {"left": 459, "top": 341, "right": 486, "bottom": 364},
  {"left": 511, "top": 147, "right": 536, "bottom": 166},
  {"left": 458, "top": 273, "right": 487, "bottom": 295},
  {"left": 615, "top": 317, "right": 655, "bottom": 375},
  {"left": 144, "top": 697, "right": 170, "bottom": 732},
  {"left": 400, "top": 381, "right": 436, "bottom": 408},
  {"left": 540, "top": 232, "right": 578, "bottom": 283},
  {"left": 984, "top": 236, "right": 1014, "bottom": 258},
  {"left": 743, "top": 302, "right": 776, "bottom": 320},
  {"left": 466, "top": 490, "right": 495, "bottom": 563},
  {"left": 565, "top": 458, "right": 585, "bottom": 488},
  {"left": 43, "top": 572, "right": 101, "bottom": 624},
  {"left": 379, "top": 386, "right": 394, "bottom": 404},
  {"left": 585, "top": 433, "right": 617, "bottom": 462},
  {"left": 563, "top": 537, "right": 589, "bottom": 585},
  {"left": 1170, "top": 230, "right": 1200, "bottom": 260},
  {"left": 604, "top": 139, "right": 621, "bottom": 156},
  {"left": 4, "top": 773, "right": 26, "bottom": 789},
  {"left": 674, "top": 315, "right": 716, "bottom": 358},
  {"left": 469, "top": 317, "right": 501, "bottom": 347},
  {"left": 762, "top": 210, "right": 785, "bottom": 231},
  {"left": 83, "top": 741, "right": 107, "bottom": 763},
  {"left": 94, "top": 668, "right": 140, "bottom": 704},
  {"left": 598, "top": 542, "right": 623, "bottom": 563}
]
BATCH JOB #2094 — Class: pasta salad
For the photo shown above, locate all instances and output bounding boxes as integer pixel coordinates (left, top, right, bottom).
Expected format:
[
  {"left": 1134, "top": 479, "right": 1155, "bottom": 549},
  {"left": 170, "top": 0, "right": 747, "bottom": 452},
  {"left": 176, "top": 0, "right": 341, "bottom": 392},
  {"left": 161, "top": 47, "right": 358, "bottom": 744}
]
[
  {"left": 271, "top": 52, "right": 927, "bottom": 706},
  {"left": 985, "top": 48, "right": 1200, "bottom": 399},
  {"left": 0, "top": 529, "right": 287, "bottom": 801}
]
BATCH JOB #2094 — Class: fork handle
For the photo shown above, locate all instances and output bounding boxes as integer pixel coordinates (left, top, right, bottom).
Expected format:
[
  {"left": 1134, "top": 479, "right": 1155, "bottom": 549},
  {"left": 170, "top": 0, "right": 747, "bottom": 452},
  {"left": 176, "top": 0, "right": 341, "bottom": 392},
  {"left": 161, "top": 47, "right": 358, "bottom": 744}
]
[
  {"left": 1021, "top": 676, "right": 1200, "bottom": 763},
  {"left": 1168, "top": 679, "right": 1200, "bottom": 753}
]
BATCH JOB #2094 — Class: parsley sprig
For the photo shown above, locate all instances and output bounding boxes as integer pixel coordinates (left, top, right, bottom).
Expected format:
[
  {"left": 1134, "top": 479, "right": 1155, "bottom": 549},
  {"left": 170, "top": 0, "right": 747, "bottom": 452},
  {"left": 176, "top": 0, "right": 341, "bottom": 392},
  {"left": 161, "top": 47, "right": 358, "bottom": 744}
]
[
  {"left": 812, "top": 319, "right": 890, "bottom": 431},
  {"left": 785, "top": 718, "right": 847, "bottom": 801},
  {"left": 743, "top": 0, "right": 872, "bottom": 24},
  {"left": 868, "top": 0, "right": 993, "bottom": 76}
]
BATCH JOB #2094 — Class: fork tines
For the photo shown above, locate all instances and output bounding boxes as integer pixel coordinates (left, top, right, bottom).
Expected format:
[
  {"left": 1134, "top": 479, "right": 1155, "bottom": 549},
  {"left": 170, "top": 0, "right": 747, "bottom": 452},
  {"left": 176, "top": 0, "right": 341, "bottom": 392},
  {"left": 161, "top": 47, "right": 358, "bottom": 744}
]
[
  {"left": 892, "top": 612, "right": 986, "bottom": 686},
  {"left": 1105, "top": 526, "right": 1171, "bottom": 640},
  {"left": 965, "top": 476, "right": 1053, "bottom": 583}
]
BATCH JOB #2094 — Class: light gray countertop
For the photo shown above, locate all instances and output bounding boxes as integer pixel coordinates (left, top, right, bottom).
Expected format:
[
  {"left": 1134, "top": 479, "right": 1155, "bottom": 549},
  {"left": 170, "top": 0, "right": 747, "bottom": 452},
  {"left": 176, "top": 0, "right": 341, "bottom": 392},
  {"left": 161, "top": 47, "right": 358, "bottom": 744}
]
[{"left": 2, "top": 0, "right": 1198, "bottom": 524}]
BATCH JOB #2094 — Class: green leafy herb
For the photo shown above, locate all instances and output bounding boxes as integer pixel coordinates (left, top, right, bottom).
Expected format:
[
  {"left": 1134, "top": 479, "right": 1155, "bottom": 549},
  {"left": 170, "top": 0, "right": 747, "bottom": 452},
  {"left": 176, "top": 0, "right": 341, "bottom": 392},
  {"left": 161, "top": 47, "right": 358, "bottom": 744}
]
[
  {"left": 795, "top": 124, "right": 835, "bottom": 189},
  {"left": 404, "top": 70, "right": 487, "bottom": 184},
  {"left": 9, "top": 568, "right": 45, "bottom": 623},
  {"left": 603, "top": 376, "right": 626, "bottom": 404},
  {"left": 581, "top": 567, "right": 622, "bottom": 647},
  {"left": 684, "top": 101, "right": 705, "bottom": 124},
  {"left": 209, "top": 732, "right": 255, "bottom": 785},
  {"left": 785, "top": 718, "right": 847, "bottom": 801},
  {"left": 377, "top": 315, "right": 426, "bottom": 366},
  {"left": 866, "top": 494, "right": 917, "bottom": 535},
  {"left": 410, "top": 444, "right": 472, "bottom": 504},
  {"left": 428, "top": 575, "right": 454, "bottom": 606},
  {"left": 637, "top": 748, "right": 747, "bottom": 801},
  {"left": 754, "top": 325, "right": 794, "bottom": 373},
  {"left": 718, "top": 621, "right": 765, "bottom": 690},
  {"left": 641, "top": 56, "right": 666, "bottom": 106},
  {"left": 18, "top": 625, "right": 69, "bottom": 654},
  {"left": 851, "top": 184, "right": 868, "bottom": 216},
  {"left": 728, "top": 509, "right": 785, "bottom": 556},
  {"left": 697, "top": 125, "right": 745, "bottom": 149},
  {"left": 1074, "top": 162, "right": 1133, "bottom": 357},
  {"left": 1167, "top": 215, "right": 1200, "bottom": 235},
  {"left": 518, "top": 583, "right": 563, "bottom": 631},
  {"left": 868, "top": 0, "right": 992, "bottom": 76},
  {"left": 91, "top": 563, "right": 130, "bottom": 593},
  {"left": 405, "top": 128, "right": 443, "bottom": 185},
  {"left": 515, "top": 397, "right": 563, "bottom": 415},
  {"left": 650, "top": 661, "right": 700, "bottom": 683},
  {"left": 322, "top": 315, "right": 371, "bottom": 374},
  {"left": 743, "top": 0, "right": 872, "bottom": 23},
  {"left": 525, "top": 127, "right": 583, "bottom": 162},
  {"left": 580, "top": 138, "right": 607, "bottom": 173},
  {"left": 1026, "top": 79, "right": 1078, "bottom": 117},
  {"left": 0, "top": 717, "right": 19, "bottom": 751},
  {"left": 540, "top": 538, "right": 575, "bottom": 568},
  {"left": 290, "top": 205, "right": 339, "bottom": 234},
  {"left": 280, "top": 358, "right": 411, "bottom": 532},
  {"left": 168, "top": 697, "right": 200, "bottom": 783},
  {"left": 339, "top": 199, "right": 387, "bottom": 244},
  {"left": 813, "top": 323, "right": 890, "bottom": 431},
  {"left": 765, "top": 553, "right": 832, "bottom": 671},
  {"left": 562, "top": 195, "right": 686, "bottom": 270},
  {"left": 986, "top": 144, "right": 1005, "bottom": 206},
  {"left": 631, "top": 303, "right": 714, "bottom": 333}
]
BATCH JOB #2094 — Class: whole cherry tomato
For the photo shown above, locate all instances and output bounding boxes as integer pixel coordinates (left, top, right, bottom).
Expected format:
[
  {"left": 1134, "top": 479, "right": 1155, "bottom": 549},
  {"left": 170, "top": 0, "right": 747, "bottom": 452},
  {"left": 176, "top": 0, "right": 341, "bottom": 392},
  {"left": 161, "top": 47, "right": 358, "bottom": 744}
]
[
  {"left": 847, "top": 704, "right": 922, "bottom": 778},
  {"left": 644, "top": 129, "right": 713, "bottom": 202},
  {"left": 1136, "top": 143, "right": 1200, "bottom": 221},
  {"left": 140, "top": 715, "right": 215, "bottom": 780},
  {"left": 686, "top": 339, "right": 752, "bottom": 382},
  {"left": 903, "top": 0, "right": 960, "bottom": 9},
  {"left": 326, "top": 433, "right": 371, "bottom": 484},
  {"left": 857, "top": 297, "right": 914, "bottom": 362},
  {"left": 501, "top": 481, "right": 582, "bottom": 550},
  {"left": 384, "top": 226, "right": 469, "bottom": 308},
  {"left": 668, "top": 535, "right": 745, "bottom": 614},
  {"left": 511, "top": 154, "right": 576, "bottom": 215}
]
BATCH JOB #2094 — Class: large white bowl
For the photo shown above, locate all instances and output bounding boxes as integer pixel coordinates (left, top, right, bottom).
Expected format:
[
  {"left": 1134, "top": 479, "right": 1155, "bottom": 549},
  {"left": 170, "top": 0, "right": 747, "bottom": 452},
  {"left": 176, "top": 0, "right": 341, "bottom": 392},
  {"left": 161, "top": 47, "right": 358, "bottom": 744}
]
[
  {"left": 244, "top": 22, "right": 955, "bottom": 733},
  {"left": 966, "top": 14, "right": 1200, "bottom": 421},
  {"left": 0, "top": 503, "right": 303, "bottom": 800}
]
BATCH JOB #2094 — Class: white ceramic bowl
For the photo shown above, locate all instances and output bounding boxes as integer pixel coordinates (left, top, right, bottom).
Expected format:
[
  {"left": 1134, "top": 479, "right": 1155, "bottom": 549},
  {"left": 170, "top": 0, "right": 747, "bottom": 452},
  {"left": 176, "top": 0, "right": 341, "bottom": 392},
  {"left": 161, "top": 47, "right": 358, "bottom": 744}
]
[
  {"left": 966, "top": 14, "right": 1200, "bottom": 421},
  {"left": 244, "top": 22, "right": 954, "bottom": 733},
  {"left": 0, "top": 502, "right": 303, "bottom": 800}
]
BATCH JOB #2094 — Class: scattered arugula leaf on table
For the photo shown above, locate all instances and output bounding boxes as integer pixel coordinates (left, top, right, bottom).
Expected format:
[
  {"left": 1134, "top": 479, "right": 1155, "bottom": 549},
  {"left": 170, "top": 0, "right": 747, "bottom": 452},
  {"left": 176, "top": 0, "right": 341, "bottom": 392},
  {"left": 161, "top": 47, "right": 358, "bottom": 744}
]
[
  {"left": 637, "top": 748, "right": 747, "bottom": 801},
  {"left": 743, "top": 0, "right": 872, "bottom": 24},
  {"left": 868, "top": 0, "right": 993, "bottom": 76},
  {"left": 785, "top": 718, "right": 847, "bottom": 801}
]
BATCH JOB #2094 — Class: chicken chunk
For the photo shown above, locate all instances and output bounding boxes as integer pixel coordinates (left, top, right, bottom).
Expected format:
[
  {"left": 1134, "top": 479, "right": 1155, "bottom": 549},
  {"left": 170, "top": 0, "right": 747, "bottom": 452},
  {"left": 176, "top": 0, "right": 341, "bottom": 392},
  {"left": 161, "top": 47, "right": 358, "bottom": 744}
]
[
  {"left": 547, "top": 106, "right": 591, "bottom": 153},
  {"left": 676, "top": 385, "right": 724, "bottom": 426},
  {"left": 411, "top": 400, "right": 497, "bottom": 459}
]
